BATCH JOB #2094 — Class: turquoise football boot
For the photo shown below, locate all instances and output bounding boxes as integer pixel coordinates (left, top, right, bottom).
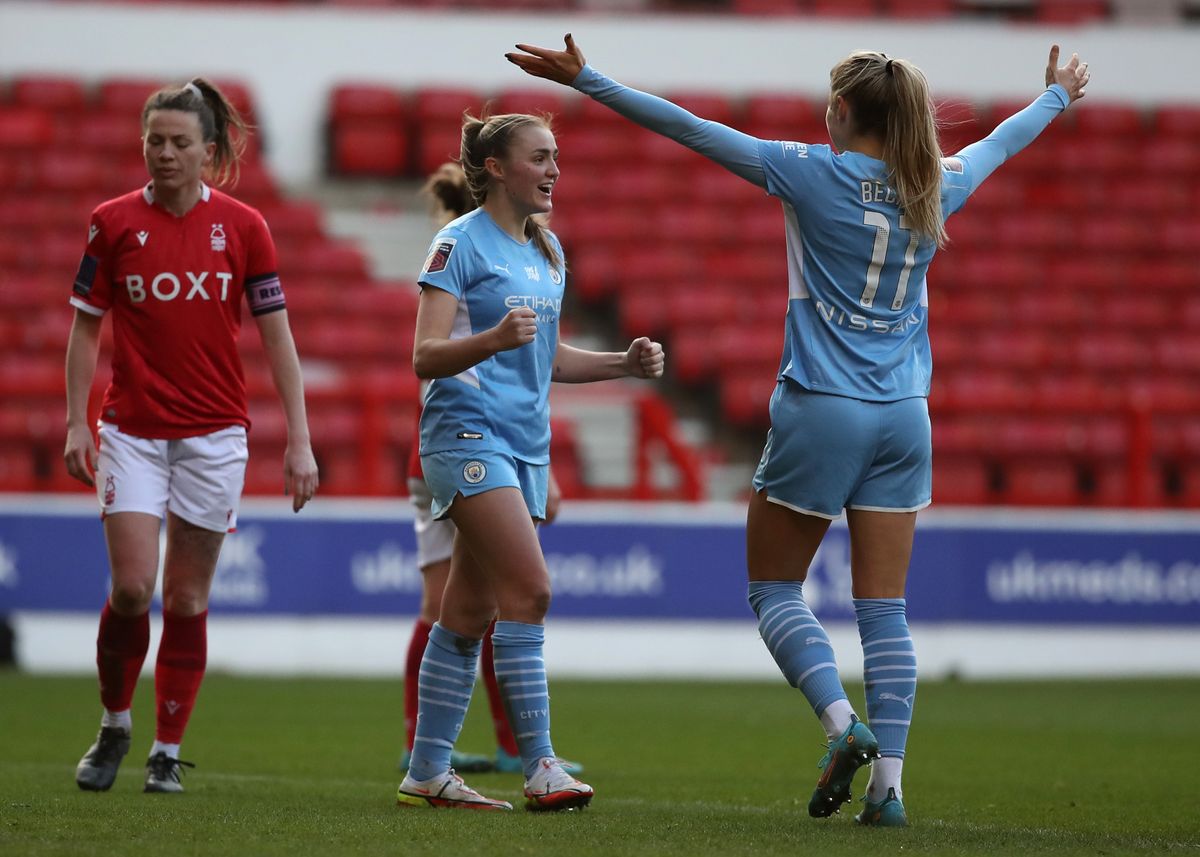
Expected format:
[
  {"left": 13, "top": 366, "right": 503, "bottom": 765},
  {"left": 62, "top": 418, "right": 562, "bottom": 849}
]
[
  {"left": 808, "top": 715, "right": 880, "bottom": 818},
  {"left": 855, "top": 787, "right": 908, "bottom": 827}
]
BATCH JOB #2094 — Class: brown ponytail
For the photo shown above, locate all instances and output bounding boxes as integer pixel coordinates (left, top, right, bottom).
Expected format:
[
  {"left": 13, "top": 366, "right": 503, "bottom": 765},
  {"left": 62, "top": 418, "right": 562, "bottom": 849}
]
[
  {"left": 142, "top": 77, "right": 249, "bottom": 188},
  {"left": 458, "top": 110, "right": 563, "bottom": 270},
  {"left": 422, "top": 162, "right": 475, "bottom": 227},
  {"left": 830, "top": 51, "right": 946, "bottom": 247}
]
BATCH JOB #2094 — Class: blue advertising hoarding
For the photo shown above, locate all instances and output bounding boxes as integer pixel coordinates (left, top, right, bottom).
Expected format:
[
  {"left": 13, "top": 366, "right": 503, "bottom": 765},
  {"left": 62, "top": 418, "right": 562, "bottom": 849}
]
[{"left": 1, "top": 499, "right": 1198, "bottom": 626}]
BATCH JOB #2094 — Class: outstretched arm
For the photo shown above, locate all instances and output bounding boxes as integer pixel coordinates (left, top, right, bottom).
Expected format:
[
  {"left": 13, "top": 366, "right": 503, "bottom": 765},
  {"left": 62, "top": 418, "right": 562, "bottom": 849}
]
[
  {"left": 950, "top": 45, "right": 1090, "bottom": 194},
  {"left": 507, "top": 34, "right": 767, "bottom": 188},
  {"left": 553, "top": 336, "right": 665, "bottom": 383}
]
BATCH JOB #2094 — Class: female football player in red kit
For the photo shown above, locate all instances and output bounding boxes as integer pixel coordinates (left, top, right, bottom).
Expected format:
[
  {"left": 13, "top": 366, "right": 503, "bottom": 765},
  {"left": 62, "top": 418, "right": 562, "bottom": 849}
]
[{"left": 64, "top": 78, "right": 319, "bottom": 793}]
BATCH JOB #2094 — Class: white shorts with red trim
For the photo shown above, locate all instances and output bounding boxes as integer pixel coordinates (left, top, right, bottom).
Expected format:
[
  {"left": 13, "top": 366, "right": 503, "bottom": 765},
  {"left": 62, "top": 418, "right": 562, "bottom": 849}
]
[{"left": 96, "top": 422, "right": 248, "bottom": 533}]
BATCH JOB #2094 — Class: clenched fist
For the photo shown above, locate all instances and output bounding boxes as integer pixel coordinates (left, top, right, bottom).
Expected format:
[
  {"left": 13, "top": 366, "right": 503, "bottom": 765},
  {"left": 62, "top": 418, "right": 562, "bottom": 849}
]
[
  {"left": 625, "top": 337, "right": 665, "bottom": 379},
  {"left": 493, "top": 307, "right": 538, "bottom": 351}
]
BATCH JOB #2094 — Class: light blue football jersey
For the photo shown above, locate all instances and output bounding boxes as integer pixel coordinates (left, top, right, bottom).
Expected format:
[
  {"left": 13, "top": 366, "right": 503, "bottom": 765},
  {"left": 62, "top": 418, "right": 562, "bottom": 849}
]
[
  {"left": 757, "top": 142, "right": 972, "bottom": 400},
  {"left": 417, "top": 208, "right": 565, "bottom": 464},
  {"left": 573, "top": 65, "right": 1069, "bottom": 402}
]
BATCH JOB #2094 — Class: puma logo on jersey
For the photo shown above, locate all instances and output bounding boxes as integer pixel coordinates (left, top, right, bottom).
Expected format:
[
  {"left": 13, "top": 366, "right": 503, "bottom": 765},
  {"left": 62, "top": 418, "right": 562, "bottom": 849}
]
[
  {"left": 136, "top": 230, "right": 149, "bottom": 246},
  {"left": 494, "top": 263, "right": 511, "bottom": 275}
]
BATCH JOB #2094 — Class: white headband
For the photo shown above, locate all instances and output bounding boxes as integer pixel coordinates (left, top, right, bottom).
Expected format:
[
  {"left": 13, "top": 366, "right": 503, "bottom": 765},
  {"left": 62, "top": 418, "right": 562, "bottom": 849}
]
[{"left": 184, "top": 82, "right": 203, "bottom": 100}]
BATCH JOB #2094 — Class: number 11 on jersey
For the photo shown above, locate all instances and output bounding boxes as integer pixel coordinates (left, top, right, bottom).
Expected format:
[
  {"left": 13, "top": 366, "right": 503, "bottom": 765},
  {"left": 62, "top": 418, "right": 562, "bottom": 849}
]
[{"left": 860, "top": 211, "right": 919, "bottom": 311}]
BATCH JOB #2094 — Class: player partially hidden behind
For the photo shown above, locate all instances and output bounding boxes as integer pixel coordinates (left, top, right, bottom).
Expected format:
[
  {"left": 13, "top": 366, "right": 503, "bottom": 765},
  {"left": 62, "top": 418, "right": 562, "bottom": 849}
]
[
  {"left": 64, "top": 79, "right": 319, "bottom": 793},
  {"left": 397, "top": 112, "right": 664, "bottom": 811},
  {"left": 509, "top": 36, "right": 1089, "bottom": 825},
  {"left": 399, "top": 164, "right": 582, "bottom": 778}
]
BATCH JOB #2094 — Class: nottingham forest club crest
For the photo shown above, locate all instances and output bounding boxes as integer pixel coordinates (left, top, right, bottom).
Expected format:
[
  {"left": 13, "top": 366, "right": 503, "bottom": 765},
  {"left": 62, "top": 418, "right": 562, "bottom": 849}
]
[
  {"left": 463, "top": 461, "right": 487, "bottom": 484},
  {"left": 210, "top": 224, "right": 226, "bottom": 252}
]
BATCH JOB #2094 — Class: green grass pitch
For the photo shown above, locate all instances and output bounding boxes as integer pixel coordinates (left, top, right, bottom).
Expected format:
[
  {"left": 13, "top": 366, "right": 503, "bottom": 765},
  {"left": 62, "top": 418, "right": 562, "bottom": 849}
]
[{"left": 2, "top": 673, "right": 1198, "bottom": 856}]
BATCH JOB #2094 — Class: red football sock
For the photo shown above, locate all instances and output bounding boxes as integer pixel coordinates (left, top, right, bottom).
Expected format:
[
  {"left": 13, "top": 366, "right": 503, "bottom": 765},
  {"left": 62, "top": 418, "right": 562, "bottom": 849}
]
[
  {"left": 96, "top": 600, "right": 150, "bottom": 713},
  {"left": 482, "top": 620, "right": 519, "bottom": 757},
  {"left": 404, "top": 619, "right": 433, "bottom": 752},
  {"left": 154, "top": 610, "right": 207, "bottom": 745}
]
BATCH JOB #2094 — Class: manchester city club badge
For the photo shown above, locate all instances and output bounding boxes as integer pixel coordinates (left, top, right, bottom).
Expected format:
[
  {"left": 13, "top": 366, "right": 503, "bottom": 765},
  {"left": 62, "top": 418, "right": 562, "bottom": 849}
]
[{"left": 463, "top": 461, "right": 487, "bottom": 484}]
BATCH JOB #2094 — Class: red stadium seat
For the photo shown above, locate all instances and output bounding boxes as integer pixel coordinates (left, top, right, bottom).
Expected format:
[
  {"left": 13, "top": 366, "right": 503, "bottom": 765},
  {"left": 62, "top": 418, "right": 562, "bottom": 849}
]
[
  {"left": 1073, "top": 332, "right": 1152, "bottom": 373},
  {"left": 972, "top": 329, "right": 1051, "bottom": 370},
  {"left": 1153, "top": 104, "right": 1200, "bottom": 138},
  {"left": 1004, "top": 458, "right": 1081, "bottom": 506},
  {"left": 490, "top": 87, "right": 575, "bottom": 120},
  {"left": 732, "top": 0, "right": 806, "bottom": 14},
  {"left": 1071, "top": 102, "right": 1146, "bottom": 136},
  {"left": 0, "top": 446, "right": 37, "bottom": 492},
  {"left": 938, "top": 369, "right": 1029, "bottom": 410},
  {"left": 413, "top": 121, "right": 465, "bottom": 175},
  {"left": 555, "top": 125, "right": 639, "bottom": 168},
  {"left": 1139, "top": 139, "right": 1200, "bottom": 175},
  {"left": 1127, "top": 259, "right": 1196, "bottom": 293},
  {"left": 1034, "top": 0, "right": 1110, "bottom": 24},
  {"left": 0, "top": 108, "right": 54, "bottom": 149},
  {"left": 1108, "top": 179, "right": 1191, "bottom": 213},
  {"left": 1098, "top": 294, "right": 1169, "bottom": 330},
  {"left": 37, "top": 151, "right": 105, "bottom": 192},
  {"left": 1156, "top": 216, "right": 1200, "bottom": 254},
  {"left": 95, "top": 78, "right": 164, "bottom": 113},
  {"left": 1078, "top": 214, "right": 1152, "bottom": 252},
  {"left": 742, "top": 93, "right": 826, "bottom": 141},
  {"left": 809, "top": 0, "right": 877, "bottom": 16},
  {"left": 331, "top": 118, "right": 409, "bottom": 176},
  {"left": 665, "top": 285, "right": 740, "bottom": 331},
  {"left": 285, "top": 241, "right": 369, "bottom": 280},
  {"left": 720, "top": 374, "right": 776, "bottom": 429},
  {"left": 329, "top": 84, "right": 405, "bottom": 122},
  {"left": 10, "top": 75, "right": 87, "bottom": 110},
  {"left": 932, "top": 455, "right": 991, "bottom": 505},
  {"left": 671, "top": 327, "right": 720, "bottom": 384},
  {"left": 411, "top": 87, "right": 484, "bottom": 125},
  {"left": 715, "top": 324, "right": 784, "bottom": 374},
  {"left": 881, "top": 0, "right": 955, "bottom": 17},
  {"left": 619, "top": 290, "right": 670, "bottom": 340},
  {"left": 73, "top": 113, "right": 140, "bottom": 152}
]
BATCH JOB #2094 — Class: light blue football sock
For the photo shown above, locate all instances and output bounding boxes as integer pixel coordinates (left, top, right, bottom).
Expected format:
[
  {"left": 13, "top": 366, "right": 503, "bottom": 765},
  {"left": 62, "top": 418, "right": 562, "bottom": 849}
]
[
  {"left": 854, "top": 597, "right": 916, "bottom": 760},
  {"left": 749, "top": 581, "right": 849, "bottom": 717},
  {"left": 491, "top": 620, "right": 555, "bottom": 778},
  {"left": 408, "top": 622, "right": 480, "bottom": 782}
]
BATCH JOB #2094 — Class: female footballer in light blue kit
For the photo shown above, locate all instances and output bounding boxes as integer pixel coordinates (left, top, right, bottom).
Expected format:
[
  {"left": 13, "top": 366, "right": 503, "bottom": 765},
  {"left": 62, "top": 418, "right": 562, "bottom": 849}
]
[
  {"left": 509, "top": 36, "right": 1089, "bottom": 825},
  {"left": 397, "top": 111, "right": 665, "bottom": 812}
]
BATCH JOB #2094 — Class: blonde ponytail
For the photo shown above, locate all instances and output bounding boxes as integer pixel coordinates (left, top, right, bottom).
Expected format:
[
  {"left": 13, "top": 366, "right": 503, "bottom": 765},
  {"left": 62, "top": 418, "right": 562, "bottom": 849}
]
[{"left": 831, "top": 52, "right": 946, "bottom": 247}]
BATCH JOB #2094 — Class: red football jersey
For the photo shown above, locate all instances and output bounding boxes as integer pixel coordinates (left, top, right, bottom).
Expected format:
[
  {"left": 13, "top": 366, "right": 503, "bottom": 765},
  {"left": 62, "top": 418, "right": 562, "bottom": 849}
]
[{"left": 70, "top": 183, "right": 286, "bottom": 439}]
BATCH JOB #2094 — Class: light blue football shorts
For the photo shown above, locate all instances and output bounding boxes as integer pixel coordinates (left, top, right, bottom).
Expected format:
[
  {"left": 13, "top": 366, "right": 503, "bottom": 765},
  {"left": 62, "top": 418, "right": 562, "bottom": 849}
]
[
  {"left": 751, "top": 380, "right": 932, "bottom": 519},
  {"left": 421, "top": 447, "right": 548, "bottom": 522}
]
